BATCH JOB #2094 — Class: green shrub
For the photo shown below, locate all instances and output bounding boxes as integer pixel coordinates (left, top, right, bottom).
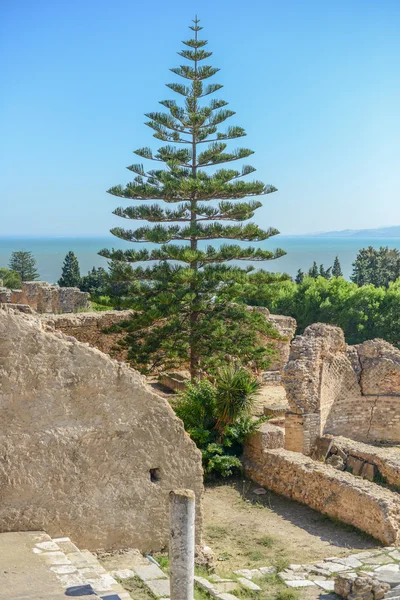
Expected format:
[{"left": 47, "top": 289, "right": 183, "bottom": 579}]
[{"left": 174, "top": 371, "right": 262, "bottom": 479}]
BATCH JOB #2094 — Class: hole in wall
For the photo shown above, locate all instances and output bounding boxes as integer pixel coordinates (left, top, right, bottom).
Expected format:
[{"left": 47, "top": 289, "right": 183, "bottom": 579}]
[{"left": 150, "top": 468, "right": 161, "bottom": 483}]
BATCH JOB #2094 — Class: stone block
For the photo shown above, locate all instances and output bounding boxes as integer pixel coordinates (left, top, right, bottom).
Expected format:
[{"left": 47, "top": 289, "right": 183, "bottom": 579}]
[
  {"left": 347, "top": 456, "right": 364, "bottom": 476},
  {"left": 134, "top": 564, "right": 167, "bottom": 581},
  {"left": 361, "top": 463, "right": 376, "bottom": 481},
  {"left": 145, "top": 579, "right": 171, "bottom": 598},
  {"left": 237, "top": 577, "right": 261, "bottom": 591}
]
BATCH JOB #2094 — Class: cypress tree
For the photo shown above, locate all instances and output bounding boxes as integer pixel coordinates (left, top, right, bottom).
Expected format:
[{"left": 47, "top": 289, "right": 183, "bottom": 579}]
[
  {"left": 295, "top": 269, "right": 304, "bottom": 284},
  {"left": 100, "top": 18, "right": 284, "bottom": 378},
  {"left": 8, "top": 250, "right": 39, "bottom": 282},
  {"left": 308, "top": 261, "right": 319, "bottom": 278},
  {"left": 58, "top": 251, "right": 81, "bottom": 287},
  {"left": 332, "top": 256, "right": 343, "bottom": 278},
  {"left": 319, "top": 264, "right": 331, "bottom": 279}
]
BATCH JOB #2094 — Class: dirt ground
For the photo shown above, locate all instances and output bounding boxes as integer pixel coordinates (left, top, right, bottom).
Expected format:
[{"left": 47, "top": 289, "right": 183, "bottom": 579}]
[{"left": 203, "top": 479, "right": 380, "bottom": 573}]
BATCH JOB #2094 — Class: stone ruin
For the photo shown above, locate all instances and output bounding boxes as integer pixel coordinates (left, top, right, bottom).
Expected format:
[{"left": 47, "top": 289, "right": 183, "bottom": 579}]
[
  {"left": 335, "top": 573, "right": 390, "bottom": 600},
  {"left": 0, "top": 279, "right": 89, "bottom": 313},
  {"left": 0, "top": 306, "right": 203, "bottom": 552},
  {"left": 243, "top": 322, "right": 400, "bottom": 545},
  {"left": 283, "top": 323, "right": 400, "bottom": 454}
]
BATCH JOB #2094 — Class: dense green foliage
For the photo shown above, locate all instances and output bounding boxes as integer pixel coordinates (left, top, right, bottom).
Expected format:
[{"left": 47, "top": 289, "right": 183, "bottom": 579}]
[
  {"left": 174, "top": 369, "right": 262, "bottom": 478},
  {"left": 8, "top": 251, "right": 39, "bottom": 281},
  {"left": 245, "top": 274, "right": 400, "bottom": 347},
  {"left": 351, "top": 246, "right": 400, "bottom": 287},
  {"left": 0, "top": 267, "right": 21, "bottom": 289},
  {"left": 58, "top": 251, "right": 81, "bottom": 287},
  {"left": 100, "top": 19, "right": 283, "bottom": 378},
  {"left": 79, "top": 267, "right": 108, "bottom": 295}
]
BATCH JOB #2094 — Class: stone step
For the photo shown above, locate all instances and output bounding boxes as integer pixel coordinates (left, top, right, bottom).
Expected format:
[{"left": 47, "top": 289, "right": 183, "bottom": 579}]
[{"left": 37, "top": 533, "right": 131, "bottom": 599}]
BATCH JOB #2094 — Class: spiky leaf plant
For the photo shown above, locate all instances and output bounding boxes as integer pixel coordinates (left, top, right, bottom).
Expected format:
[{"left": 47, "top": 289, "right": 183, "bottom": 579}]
[{"left": 100, "top": 18, "right": 285, "bottom": 378}]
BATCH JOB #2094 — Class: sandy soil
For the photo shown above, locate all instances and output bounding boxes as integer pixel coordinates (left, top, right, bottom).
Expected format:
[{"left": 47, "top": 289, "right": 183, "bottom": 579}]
[{"left": 203, "top": 479, "right": 380, "bottom": 573}]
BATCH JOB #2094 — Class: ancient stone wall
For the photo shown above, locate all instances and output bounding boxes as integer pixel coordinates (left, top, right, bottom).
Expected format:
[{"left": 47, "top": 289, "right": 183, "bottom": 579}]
[
  {"left": 40, "top": 310, "right": 133, "bottom": 360},
  {"left": 243, "top": 447, "right": 400, "bottom": 545},
  {"left": 0, "top": 281, "right": 89, "bottom": 313},
  {"left": 321, "top": 435, "right": 400, "bottom": 488},
  {"left": 283, "top": 324, "right": 400, "bottom": 453},
  {"left": 0, "top": 307, "right": 203, "bottom": 552}
]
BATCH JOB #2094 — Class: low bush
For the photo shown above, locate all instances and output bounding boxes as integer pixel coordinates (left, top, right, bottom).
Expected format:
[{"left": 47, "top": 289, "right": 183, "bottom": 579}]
[{"left": 174, "top": 370, "right": 263, "bottom": 479}]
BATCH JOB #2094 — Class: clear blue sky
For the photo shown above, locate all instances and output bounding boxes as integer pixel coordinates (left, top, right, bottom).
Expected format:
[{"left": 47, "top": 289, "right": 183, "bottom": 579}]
[{"left": 1, "top": 0, "right": 399, "bottom": 237}]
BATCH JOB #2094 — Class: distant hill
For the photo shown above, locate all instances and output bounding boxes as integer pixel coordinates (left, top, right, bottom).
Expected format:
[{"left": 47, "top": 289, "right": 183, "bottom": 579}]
[{"left": 311, "top": 226, "right": 400, "bottom": 238}]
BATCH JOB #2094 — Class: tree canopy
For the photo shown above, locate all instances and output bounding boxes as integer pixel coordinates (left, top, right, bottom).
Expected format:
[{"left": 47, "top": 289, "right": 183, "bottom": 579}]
[
  {"left": 100, "top": 18, "right": 284, "bottom": 378},
  {"left": 8, "top": 251, "right": 39, "bottom": 282}
]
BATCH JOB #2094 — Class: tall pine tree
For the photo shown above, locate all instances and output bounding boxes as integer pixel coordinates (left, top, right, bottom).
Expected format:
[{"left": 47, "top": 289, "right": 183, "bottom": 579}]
[
  {"left": 58, "top": 251, "right": 81, "bottom": 287},
  {"left": 332, "top": 256, "right": 343, "bottom": 277},
  {"left": 9, "top": 250, "right": 39, "bottom": 282},
  {"left": 100, "top": 18, "right": 284, "bottom": 378}
]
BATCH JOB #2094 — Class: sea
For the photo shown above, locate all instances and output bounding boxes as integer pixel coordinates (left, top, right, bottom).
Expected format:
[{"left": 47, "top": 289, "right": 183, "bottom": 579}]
[{"left": 1, "top": 235, "right": 400, "bottom": 285}]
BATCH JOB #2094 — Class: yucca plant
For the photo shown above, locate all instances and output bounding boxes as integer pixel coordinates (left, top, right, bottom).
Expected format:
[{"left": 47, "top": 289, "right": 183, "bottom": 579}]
[{"left": 214, "top": 365, "right": 260, "bottom": 437}]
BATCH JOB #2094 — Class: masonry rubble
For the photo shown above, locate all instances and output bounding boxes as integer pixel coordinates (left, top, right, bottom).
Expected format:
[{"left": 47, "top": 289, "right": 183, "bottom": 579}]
[{"left": 0, "top": 280, "right": 89, "bottom": 313}]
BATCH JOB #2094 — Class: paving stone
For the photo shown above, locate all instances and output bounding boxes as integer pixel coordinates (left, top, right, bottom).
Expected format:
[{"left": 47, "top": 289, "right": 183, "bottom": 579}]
[
  {"left": 89, "top": 574, "right": 119, "bottom": 593},
  {"left": 210, "top": 575, "right": 234, "bottom": 583},
  {"left": 390, "top": 552, "right": 400, "bottom": 562},
  {"left": 53, "top": 539, "right": 81, "bottom": 554},
  {"left": 50, "top": 564, "right": 78, "bottom": 574},
  {"left": 145, "top": 579, "right": 171, "bottom": 598},
  {"left": 238, "top": 577, "right": 261, "bottom": 591},
  {"left": 375, "top": 564, "right": 400, "bottom": 573},
  {"left": 351, "top": 551, "right": 379, "bottom": 559},
  {"left": 134, "top": 563, "right": 167, "bottom": 581},
  {"left": 285, "top": 580, "right": 316, "bottom": 588},
  {"left": 234, "top": 569, "right": 254, "bottom": 579},
  {"left": 39, "top": 551, "right": 73, "bottom": 566},
  {"left": 259, "top": 567, "right": 276, "bottom": 575},
  {"left": 195, "top": 576, "right": 216, "bottom": 592},
  {"left": 213, "top": 582, "right": 239, "bottom": 594},
  {"left": 289, "top": 564, "right": 306, "bottom": 571},
  {"left": 309, "top": 576, "right": 328, "bottom": 581},
  {"left": 374, "top": 571, "right": 400, "bottom": 588},
  {"left": 310, "top": 567, "right": 333, "bottom": 577},
  {"left": 57, "top": 572, "right": 89, "bottom": 588},
  {"left": 279, "top": 572, "right": 306, "bottom": 581},
  {"left": 364, "top": 555, "right": 395, "bottom": 566},
  {"left": 35, "top": 541, "right": 61, "bottom": 552},
  {"left": 78, "top": 568, "right": 103, "bottom": 580},
  {"left": 332, "top": 557, "right": 363, "bottom": 568},
  {"left": 315, "top": 580, "right": 335, "bottom": 591},
  {"left": 216, "top": 594, "right": 240, "bottom": 600},
  {"left": 314, "top": 562, "right": 350, "bottom": 573},
  {"left": 111, "top": 569, "right": 135, "bottom": 580},
  {"left": 67, "top": 551, "right": 93, "bottom": 568}
]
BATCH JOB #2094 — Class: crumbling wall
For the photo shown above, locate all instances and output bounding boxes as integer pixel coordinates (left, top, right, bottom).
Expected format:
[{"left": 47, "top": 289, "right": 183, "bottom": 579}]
[
  {"left": 40, "top": 310, "right": 133, "bottom": 360},
  {"left": 0, "top": 307, "right": 203, "bottom": 552},
  {"left": 243, "top": 447, "right": 400, "bottom": 545},
  {"left": 283, "top": 324, "right": 400, "bottom": 454},
  {"left": 0, "top": 281, "right": 89, "bottom": 313}
]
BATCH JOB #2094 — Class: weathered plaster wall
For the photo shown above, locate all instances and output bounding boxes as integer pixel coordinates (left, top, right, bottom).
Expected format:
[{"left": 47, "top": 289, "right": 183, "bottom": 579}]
[
  {"left": 0, "top": 307, "right": 203, "bottom": 552},
  {"left": 243, "top": 447, "right": 400, "bottom": 545},
  {"left": 0, "top": 281, "right": 89, "bottom": 313},
  {"left": 283, "top": 324, "right": 400, "bottom": 454}
]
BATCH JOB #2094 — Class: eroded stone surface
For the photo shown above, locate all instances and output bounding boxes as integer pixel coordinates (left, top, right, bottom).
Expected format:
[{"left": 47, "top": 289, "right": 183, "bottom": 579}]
[{"left": 0, "top": 307, "right": 203, "bottom": 552}]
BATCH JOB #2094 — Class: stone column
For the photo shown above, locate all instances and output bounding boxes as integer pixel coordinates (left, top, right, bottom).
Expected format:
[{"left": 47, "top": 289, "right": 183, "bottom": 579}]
[{"left": 169, "top": 489, "right": 195, "bottom": 600}]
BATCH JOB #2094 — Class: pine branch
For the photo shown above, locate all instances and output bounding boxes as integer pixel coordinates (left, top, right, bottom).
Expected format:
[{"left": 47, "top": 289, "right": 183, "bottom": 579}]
[{"left": 110, "top": 222, "right": 279, "bottom": 243}]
